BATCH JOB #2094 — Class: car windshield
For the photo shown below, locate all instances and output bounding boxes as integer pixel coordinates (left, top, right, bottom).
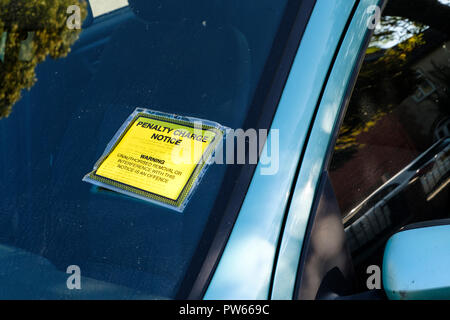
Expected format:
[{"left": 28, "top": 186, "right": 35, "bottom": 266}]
[{"left": 0, "top": 0, "right": 302, "bottom": 298}]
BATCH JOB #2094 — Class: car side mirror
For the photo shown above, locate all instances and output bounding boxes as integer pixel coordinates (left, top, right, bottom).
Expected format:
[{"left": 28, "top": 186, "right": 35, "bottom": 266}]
[{"left": 382, "top": 219, "right": 450, "bottom": 300}]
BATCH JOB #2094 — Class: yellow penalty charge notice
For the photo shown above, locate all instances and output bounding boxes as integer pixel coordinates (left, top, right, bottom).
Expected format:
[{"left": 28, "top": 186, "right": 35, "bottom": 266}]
[{"left": 83, "top": 110, "right": 225, "bottom": 211}]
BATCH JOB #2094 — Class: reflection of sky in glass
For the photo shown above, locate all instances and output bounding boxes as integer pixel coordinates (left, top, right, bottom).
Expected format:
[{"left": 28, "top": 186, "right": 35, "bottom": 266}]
[
  {"left": 372, "top": 0, "right": 450, "bottom": 49},
  {"left": 89, "top": 0, "right": 129, "bottom": 17}
]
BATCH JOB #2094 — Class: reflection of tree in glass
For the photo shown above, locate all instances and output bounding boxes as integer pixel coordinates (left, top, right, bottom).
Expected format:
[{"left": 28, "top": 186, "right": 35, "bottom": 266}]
[
  {"left": 372, "top": 0, "right": 450, "bottom": 47},
  {"left": 332, "top": 0, "right": 450, "bottom": 164},
  {"left": 0, "top": 0, "right": 87, "bottom": 118},
  {"left": 333, "top": 36, "right": 424, "bottom": 157},
  {"left": 383, "top": 0, "right": 450, "bottom": 36},
  {"left": 371, "top": 16, "right": 427, "bottom": 48}
]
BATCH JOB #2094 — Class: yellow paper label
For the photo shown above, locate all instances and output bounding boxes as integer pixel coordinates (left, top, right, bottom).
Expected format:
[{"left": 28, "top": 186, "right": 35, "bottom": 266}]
[{"left": 87, "top": 113, "right": 223, "bottom": 208}]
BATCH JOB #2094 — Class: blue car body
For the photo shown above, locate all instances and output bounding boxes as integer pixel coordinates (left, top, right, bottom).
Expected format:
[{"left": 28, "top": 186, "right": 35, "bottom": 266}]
[{"left": 206, "top": 0, "right": 382, "bottom": 299}]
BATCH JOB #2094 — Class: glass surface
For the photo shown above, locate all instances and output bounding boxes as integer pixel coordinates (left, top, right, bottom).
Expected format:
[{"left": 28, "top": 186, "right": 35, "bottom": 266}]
[{"left": 0, "top": 0, "right": 300, "bottom": 298}]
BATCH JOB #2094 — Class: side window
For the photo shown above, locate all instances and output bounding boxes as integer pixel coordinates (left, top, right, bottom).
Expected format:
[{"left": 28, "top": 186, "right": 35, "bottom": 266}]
[{"left": 329, "top": 0, "right": 450, "bottom": 289}]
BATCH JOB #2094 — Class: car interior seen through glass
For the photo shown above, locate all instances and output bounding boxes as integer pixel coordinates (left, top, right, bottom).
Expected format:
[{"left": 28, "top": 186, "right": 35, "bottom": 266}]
[{"left": 329, "top": 3, "right": 450, "bottom": 291}]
